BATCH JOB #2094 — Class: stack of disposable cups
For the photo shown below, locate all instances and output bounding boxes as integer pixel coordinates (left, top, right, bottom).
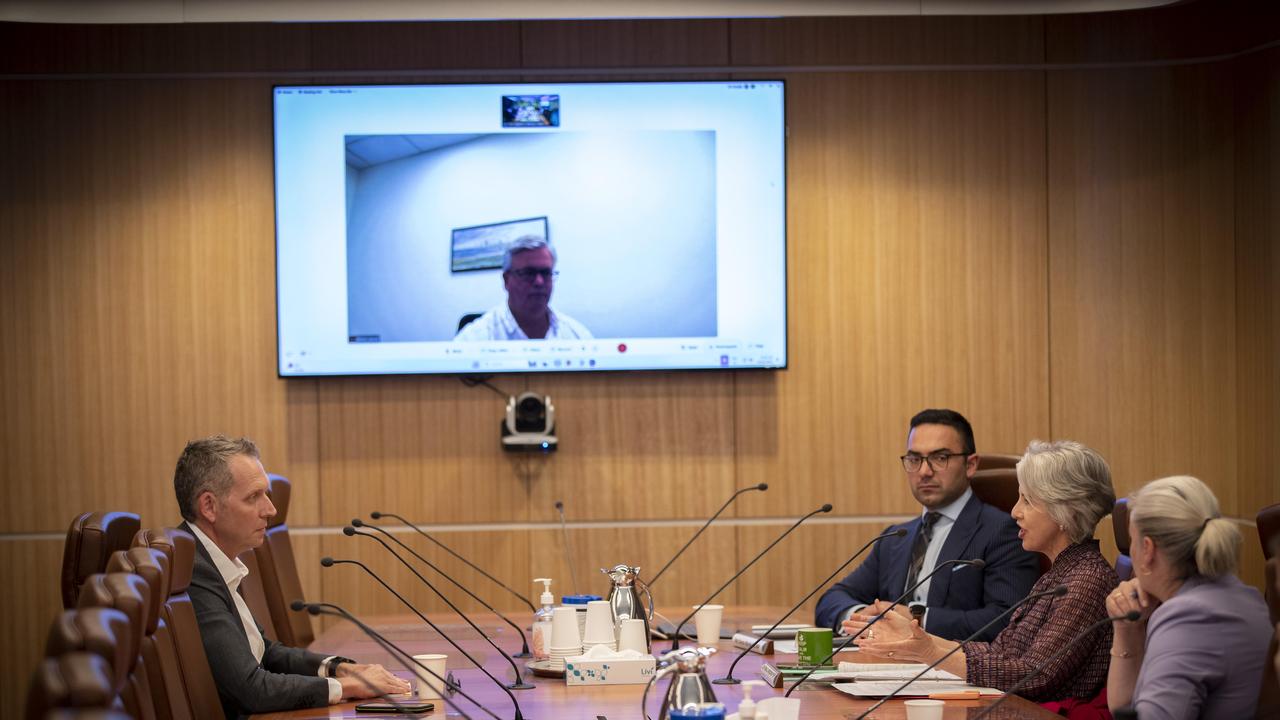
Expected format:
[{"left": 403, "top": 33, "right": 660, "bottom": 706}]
[
  {"left": 581, "top": 600, "right": 617, "bottom": 652},
  {"left": 547, "top": 606, "right": 582, "bottom": 671},
  {"left": 617, "top": 617, "right": 649, "bottom": 654}
]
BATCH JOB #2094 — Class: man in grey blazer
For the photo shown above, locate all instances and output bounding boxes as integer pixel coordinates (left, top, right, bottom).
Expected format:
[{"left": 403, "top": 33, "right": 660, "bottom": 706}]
[
  {"left": 815, "top": 409, "right": 1041, "bottom": 641},
  {"left": 174, "top": 436, "right": 411, "bottom": 719}
]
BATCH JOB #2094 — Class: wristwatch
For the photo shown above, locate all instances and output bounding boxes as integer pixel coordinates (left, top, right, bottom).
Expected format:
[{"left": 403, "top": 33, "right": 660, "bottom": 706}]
[
  {"left": 908, "top": 602, "right": 927, "bottom": 622},
  {"left": 327, "top": 656, "right": 357, "bottom": 677}
]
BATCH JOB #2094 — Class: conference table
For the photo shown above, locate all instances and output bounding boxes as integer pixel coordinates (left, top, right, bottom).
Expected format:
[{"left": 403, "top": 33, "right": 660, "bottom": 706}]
[{"left": 253, "top": 608, "right": 1061, "bottom": 719}]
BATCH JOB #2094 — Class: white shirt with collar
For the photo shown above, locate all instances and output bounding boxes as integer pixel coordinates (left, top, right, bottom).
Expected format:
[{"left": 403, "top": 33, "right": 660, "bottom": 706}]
[
  {"left": 453, "top": 302, "right": 593, "bottom": 341},
  {"left": 839, "top": 487, "right": 974, "bottom": 634},
  {"left": 188, "top": 524, "right": 342, "bottom": 704}
]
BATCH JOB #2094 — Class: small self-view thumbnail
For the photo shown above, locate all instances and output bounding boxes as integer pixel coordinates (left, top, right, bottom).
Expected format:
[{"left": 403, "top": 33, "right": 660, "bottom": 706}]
[{"left": 503, "top": 95, "right": 560, "bottom": 127}]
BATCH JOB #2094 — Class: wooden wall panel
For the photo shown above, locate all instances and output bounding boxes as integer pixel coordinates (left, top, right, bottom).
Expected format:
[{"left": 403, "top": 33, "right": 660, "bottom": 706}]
[
  {"left": 525, "top": 525, "right": 743, "bottom": 610},
  {"left": 521, "top": 19, "right": 729, "bottom": 68},
  {"left": 735, "top": 523, "right": 893, "bottom": 623},
  {"left": 315, "top": 377, "right": 526, "bottom": 526},
  {"left": 0, "top": 78, "right": 300, "bottom": 532},
  {"left": 1046, "top": 64, "right": 1239, "bottom": 509},
  {"left": 736, "top": 70, "right": 1050, "bottom": 519},
  {"left": 0, "top": 540, "right": 66, "bottom": 720},
  {"left": 1235, "top": 47, "right": 1280, "bottom": 522},
  {"left": 729, "top": 16, "right": 1043, "bottom": 67},
  {"left": 530, "top": 372, "right": 738, "bottom": 522}
]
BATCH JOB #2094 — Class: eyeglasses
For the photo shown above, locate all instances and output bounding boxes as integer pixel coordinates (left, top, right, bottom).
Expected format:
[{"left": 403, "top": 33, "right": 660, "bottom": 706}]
[
  {"left": 900, "top": 450, "right": 971, "bottom": 473},
  {"left": 510, "top": 268, "right": 559, "bottom": 282}
]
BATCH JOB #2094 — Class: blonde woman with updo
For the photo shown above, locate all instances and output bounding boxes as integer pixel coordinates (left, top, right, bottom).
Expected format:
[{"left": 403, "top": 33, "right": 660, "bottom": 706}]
[{"left": 1106, "top": 476, "right": 1271, "bottom": 719}]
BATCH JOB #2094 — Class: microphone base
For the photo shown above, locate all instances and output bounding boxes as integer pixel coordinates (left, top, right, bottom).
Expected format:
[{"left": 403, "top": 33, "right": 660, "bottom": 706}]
[
  {"left": 507, "top": 681, "right": 536, "bottom": 690},
  {"left": 711, "top": 677, "right": 741, "bottom": 685},
  {"left": 513, "top": 651, "right": 533, "bottom": 658}
]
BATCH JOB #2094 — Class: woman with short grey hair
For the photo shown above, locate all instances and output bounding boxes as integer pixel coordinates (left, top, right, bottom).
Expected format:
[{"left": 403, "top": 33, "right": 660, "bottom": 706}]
[
  {"left": 1106, "top": 475, "right": 1271, "bottom": 719},
  {"left": 853, "top": 440, "right": 1119, "bottom": 704}
]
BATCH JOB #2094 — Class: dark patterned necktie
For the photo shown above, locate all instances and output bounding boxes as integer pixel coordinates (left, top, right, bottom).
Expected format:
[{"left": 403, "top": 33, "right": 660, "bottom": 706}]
[{"left": 904, "top": 511, "right": 941, "bottom": 595}]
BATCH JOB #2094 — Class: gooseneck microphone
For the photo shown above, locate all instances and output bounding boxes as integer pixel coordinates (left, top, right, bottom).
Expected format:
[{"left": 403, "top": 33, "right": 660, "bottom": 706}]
[
  {"left": 714, "top": 527, "right": 908, "bottom": 685},
  {"left": 341, "top": 526, "right": 534, "bottom": 691},
  {"left": 371, "top": 510, "right": 536, "bottom": 613},
  {"left": 357, "top": 518, "right": 532, "bottom": 658},
  {"left": 970, "top": 610, "right": 1141, "bottom": 720},
  {"left": 784, "top": 557, "right": 987, "bottom": 697},
  {"left": 649, "top": 483, "right": 770, "bottom": 586},
  {"left": 670, "top": 503, "right": 834, "bottom": 652},
  {"left": 554, "top": 500, "right": 581, "bottom": 595},
  {"left": 851, "top": 584, "right": 1070, "bottom": 718},
  {"left": 320, "top": 555, "right": 530, "bottom": 713},
  {"left": 290, "top": 600, "right": 486, "bottom": 720}
]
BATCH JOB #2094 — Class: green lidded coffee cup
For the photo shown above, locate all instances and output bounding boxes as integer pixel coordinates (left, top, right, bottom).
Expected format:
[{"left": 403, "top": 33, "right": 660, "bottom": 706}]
[{"left": 795, "top": 627, "right": 834, "bottom": 666}]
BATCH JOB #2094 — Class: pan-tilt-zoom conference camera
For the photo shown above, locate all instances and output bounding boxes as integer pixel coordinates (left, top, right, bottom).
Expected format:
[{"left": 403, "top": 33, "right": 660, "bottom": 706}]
[{"left": 502, "top": 392, "right": 557, "bottom": 452}]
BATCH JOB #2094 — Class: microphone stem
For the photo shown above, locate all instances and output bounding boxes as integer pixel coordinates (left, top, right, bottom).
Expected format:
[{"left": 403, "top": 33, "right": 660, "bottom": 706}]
[
  {"left": 720, "top": 529, "right": 899, "bottom": 682},
  {"left": 784, "top": 557, "right": 974, "bottom": 698},
  {"left": 351, "top": 532, "right": 531, "bottom": 690},
  {"left": 556, "top": 502, "right": 581, "bottom": 595},
  {"left": 309, "top": 604, "right": 489, "bottom": 720},
  {"left": 671, "top": 505, "right": 828, "bottom": 652},
  {"left": 851, "top": 585, "right": 1067, "bottom": 719},
  {"left": 380, "top": 512, "right": 536, "bottom": 612},
  {"left": 370, "top": 522, "right": 532, "bottom": 656},
  {"left": 649, "top": 486, "right": 749, "bottom": 586}
]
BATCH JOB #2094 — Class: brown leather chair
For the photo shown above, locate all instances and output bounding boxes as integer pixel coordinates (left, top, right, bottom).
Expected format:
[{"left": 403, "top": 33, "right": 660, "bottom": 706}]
[
  {"left": 77, "top": 573, "right": 157, "bottom": 720},
  {"left": 107, "top": 547, "right": 191, "bottom": 720},
  {"left": 133, "top": 528, "right": 221, "bottom": 720},
  {"left": 62, "top": 512, "right": 141, "bottom": 609},
  {"left": 970, "top": 468, "right": 1018, "bottom": 513},
  {"left": 25, "top": 652, "right": 117, "bottom": 720},
  {"left": 237, "top": 550, "right": 278, "bottom": 641},
  {"left": 43, "top": 608, "right": 132, "bottom": 711},
  {"left": 976, "top": 453, "right": 1021, "bottom": 471},
  {"left": 253, "top": 474, "right": 314, "bottom": 647},
  {"left": 1258, "top": 502, "right": 1280, "bottom": 560},
  {"left": 1113, "top": 498, "right": 1133, "bottom": 581}
]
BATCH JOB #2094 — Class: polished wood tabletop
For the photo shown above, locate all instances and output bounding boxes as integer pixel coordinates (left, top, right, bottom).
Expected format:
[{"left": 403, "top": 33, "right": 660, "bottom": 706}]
[{"left": 251, "top": 608, "right": 1061, "bottom": 719}]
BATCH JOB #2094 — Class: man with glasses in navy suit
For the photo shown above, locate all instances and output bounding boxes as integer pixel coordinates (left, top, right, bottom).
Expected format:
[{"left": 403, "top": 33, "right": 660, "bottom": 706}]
[{"left": 815, "top": 409, "right": 1039, "bottom": 641}]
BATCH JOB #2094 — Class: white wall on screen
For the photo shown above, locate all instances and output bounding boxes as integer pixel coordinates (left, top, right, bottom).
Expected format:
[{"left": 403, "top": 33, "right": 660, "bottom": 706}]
[{"left": 345, "top": 130, "right": 718, "bottom": 342}]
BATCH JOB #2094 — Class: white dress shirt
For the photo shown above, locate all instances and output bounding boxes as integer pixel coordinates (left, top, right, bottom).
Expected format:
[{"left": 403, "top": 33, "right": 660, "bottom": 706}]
[
  {"left": 454, "top": 302, "right": 594, "bottom": 340},
  {"left": 189, "top": 525, "right": 342, "bottom": 703}
]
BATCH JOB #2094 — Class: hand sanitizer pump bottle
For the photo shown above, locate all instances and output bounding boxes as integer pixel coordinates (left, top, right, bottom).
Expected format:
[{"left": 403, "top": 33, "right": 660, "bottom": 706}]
[{"left": 531, "top": 578, "right": 555, "bottom": 661}]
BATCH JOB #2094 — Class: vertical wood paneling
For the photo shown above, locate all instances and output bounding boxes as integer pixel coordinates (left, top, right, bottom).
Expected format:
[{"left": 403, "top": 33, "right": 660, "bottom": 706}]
[
  {"left": 1235, "top": 47, "right": 1280, "bottom": 521},
  {"left": 736, "top": 70, "right": 1050, "bottom": 519},
  {"left": 3, "top": 11, "right": 1278, "bottom": 706},
  {"left": 1046, "top": 65, "right": 1238, "bottom": 507}
]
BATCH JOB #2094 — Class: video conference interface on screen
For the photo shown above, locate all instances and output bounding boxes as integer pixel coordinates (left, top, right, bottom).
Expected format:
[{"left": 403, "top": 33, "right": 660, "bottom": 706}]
[{"left": 274, "top": 81, "right": 786, "bottom": 376}]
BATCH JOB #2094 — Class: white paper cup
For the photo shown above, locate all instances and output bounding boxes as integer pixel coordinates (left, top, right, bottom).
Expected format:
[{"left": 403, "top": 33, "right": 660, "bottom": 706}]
[
  {"left": 692, "top": 604, "right": 724, "bottom": 646},
  {"left": 411, "top": 653, "right": 447, "bottom": 700},
  {"left": 583, "top": 600, "right": 615, "bottom": 644},
  {"left": 550, "top": 606, "right": 582, "bottom": 651},
  {"left": 757, "top": 697, "right": 801, "bottom": 720},
  {"left": 617, "top": 617, "right": 648, "bottom": 653},
  {"left": 904, "top": 699, "right": 945, "bottom": 720}
]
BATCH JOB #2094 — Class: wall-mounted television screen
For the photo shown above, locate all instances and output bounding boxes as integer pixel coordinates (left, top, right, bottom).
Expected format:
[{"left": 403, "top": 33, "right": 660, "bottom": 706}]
[{"left": 273, "top": 81, "right": 786, "bottom": 376}]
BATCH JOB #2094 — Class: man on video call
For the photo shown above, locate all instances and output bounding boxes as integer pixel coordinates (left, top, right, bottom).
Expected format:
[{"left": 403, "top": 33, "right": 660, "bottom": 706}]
[
  {"left": 454, "top": 236, "right": 593, "bottom": 341},
  {"left": 814, "top": 409, "right": 1040, "bottom": 641}
]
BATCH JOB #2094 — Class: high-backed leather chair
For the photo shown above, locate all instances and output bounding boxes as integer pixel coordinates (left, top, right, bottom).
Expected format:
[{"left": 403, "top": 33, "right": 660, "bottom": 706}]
[
  {"left": 43, "top": 607, "right": 132, "bottom": 711},
  {"left": 1113, "top": 498, "right": 1133, "bottom": 581},
  {"left": 62, "top": 512, "right": 141, "bottom": 609},
  {"left": 237, "top": 550, "right": 278, "bottom": 641},
  {"left": 253, "top": 474, "right": 314, "bottom": 647},
  {"left": 106, "top": 546, "right": 190, "bottom": 720},
  {"left": 77, "top": 573, "right": 157, "bottom": 720},
  {"left": 133, "top": 528, "right": 221, "bottom": 720},
  {"left": 25, "top": 652, "right": 117, "bottom": 720},
  {"left": 976, "top": 453, "right": 1021, "bottom": 472},
  {"left": 970, "top": 468, "right": 1018, "bottom": 513},
  {"left": 1258, "top": 502, "right": 1280, "bottom": 560}
]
